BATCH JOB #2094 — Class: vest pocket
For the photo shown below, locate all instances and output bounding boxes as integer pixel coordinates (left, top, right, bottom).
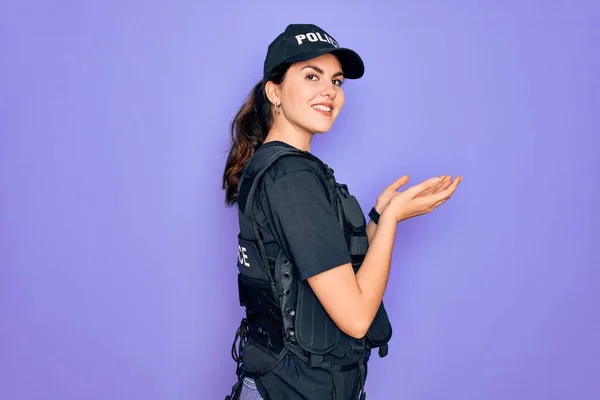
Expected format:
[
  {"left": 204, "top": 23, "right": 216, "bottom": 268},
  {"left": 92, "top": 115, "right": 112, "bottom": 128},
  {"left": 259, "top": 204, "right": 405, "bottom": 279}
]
[
  {"left": 365, "top": 302, "right": 393, "bottom": 346},
  {"left": 295, "top": 279, "right": 340, "bottom": 354},
  {"left": 339, "top": 193, "right": 366, "bottom": 232},
  {"left": 241, "top": 341, "right": 281, "bottom": 376}
]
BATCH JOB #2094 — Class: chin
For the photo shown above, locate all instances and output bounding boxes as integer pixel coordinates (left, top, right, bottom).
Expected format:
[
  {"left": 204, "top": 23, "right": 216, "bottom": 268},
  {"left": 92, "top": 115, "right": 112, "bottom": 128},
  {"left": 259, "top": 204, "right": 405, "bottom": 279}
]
[{"left": 310, "top": 122, "right": 335, "bottom": 134}]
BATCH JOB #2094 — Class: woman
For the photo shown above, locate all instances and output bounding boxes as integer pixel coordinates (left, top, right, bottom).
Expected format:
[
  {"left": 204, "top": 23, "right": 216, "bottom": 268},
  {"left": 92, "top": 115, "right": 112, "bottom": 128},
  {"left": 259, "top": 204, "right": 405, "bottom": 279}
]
[{"left": 222, "top": 23, "right": 461, "bottom": 400}]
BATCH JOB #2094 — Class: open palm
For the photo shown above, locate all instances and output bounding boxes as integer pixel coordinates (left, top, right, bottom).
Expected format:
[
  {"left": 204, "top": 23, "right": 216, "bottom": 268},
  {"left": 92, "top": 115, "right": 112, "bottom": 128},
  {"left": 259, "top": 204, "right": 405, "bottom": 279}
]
[{"left": 375, "top": 175, "right": 455, "bottom": 213}]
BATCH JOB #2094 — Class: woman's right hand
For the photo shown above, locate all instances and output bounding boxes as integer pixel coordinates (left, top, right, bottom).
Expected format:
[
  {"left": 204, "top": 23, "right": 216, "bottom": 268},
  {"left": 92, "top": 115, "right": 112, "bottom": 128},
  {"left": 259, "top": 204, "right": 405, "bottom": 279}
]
[{"left": 382, "top": 175, "right": 462, "bottom": 222}]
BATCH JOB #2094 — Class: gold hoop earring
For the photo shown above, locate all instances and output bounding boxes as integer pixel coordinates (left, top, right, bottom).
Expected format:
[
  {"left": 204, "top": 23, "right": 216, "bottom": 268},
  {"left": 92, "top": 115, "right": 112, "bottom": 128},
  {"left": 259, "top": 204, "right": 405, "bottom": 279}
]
[{"left": 274, "top": 103, "right": 281, "bottom": 115}]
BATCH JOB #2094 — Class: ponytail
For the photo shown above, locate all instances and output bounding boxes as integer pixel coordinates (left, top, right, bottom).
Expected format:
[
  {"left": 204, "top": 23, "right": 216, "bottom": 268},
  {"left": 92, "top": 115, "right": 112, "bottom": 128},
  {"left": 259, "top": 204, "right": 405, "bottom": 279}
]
[{"left": 222, "top": 63, "right": 291, "bottom": 206}]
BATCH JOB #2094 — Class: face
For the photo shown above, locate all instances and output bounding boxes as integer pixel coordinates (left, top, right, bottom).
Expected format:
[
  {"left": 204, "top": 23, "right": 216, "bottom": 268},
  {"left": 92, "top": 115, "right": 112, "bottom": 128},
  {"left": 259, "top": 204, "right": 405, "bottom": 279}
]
[{"left": 268, "top": 53, "right": 345, "bottom": 134}]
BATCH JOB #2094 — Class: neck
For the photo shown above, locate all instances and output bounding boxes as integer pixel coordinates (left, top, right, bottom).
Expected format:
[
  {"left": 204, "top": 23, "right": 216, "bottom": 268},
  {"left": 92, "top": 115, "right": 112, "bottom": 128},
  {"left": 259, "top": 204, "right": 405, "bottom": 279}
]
[{"left": 264, "top": 118, "right": 313, "bottom": 152}]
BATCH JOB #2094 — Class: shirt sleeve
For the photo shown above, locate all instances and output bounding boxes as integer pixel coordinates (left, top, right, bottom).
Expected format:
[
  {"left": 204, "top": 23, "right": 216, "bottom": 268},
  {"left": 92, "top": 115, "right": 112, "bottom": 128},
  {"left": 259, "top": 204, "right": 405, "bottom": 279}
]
[{"left": 263, "top": 169, "right": 352, "bottom": 280}]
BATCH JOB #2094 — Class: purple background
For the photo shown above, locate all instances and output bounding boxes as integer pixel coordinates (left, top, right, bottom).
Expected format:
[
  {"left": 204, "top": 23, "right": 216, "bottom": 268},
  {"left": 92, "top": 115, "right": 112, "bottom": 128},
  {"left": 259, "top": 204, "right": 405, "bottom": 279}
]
[{"left": 2, "top": 1, "right": 599, "bottom": 399}]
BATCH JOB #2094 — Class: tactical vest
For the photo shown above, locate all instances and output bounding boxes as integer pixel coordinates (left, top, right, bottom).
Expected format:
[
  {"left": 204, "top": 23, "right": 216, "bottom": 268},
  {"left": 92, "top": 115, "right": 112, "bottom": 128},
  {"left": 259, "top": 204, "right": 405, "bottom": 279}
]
[{"left": 226, "top": 146, "right": 393, "bottom": 400}]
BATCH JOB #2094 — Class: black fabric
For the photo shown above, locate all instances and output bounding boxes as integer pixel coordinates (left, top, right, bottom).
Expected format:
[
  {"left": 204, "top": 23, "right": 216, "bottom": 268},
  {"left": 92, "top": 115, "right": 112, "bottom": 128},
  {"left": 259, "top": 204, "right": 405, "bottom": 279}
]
[
  {"left": 250, "top": 142, "right": 353, "bottom": 281},
  {"left": 263, "top": 23, "right": 365, "bottom": 79},
  {"left": 242, "top": 342, "right": 366, "bottom": 400},
  {"left": 235, "top": 141, "right": 370, "bottom": 399},
  {"left": 295, "top": 278, "right": 340, "bottom": 353}
]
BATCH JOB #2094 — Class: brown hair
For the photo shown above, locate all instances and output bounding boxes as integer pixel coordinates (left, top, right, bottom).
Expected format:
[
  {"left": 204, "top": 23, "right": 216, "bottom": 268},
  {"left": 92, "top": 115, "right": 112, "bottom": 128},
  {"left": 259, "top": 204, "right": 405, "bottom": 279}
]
[{"left": 222, "top": 63, "right": 292, "bottom": 206}]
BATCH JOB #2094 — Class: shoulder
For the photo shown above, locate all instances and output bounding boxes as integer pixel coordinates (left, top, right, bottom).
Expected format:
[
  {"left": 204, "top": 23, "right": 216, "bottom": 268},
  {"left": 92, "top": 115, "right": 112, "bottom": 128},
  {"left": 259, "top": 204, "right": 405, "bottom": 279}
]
[
  {"left": 249, "top": 142, "right": 330, "bottom": 186},
  {"left": 266, "top": 153, "right": 327, "bottom": 183}
]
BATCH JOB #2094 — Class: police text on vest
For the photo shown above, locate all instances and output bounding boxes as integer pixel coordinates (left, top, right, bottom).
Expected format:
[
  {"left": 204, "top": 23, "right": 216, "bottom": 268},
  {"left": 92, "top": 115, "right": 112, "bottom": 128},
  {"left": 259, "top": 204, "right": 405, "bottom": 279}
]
[{"left": 238, "top": 245, "right": 251, "bottom": 267}]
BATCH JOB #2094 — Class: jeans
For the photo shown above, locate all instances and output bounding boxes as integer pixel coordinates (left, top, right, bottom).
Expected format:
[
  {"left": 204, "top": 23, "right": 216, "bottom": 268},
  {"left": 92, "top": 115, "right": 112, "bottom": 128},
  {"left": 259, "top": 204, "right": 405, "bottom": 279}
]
[{"left": 239, "top": 377, "right": 263, "bottom": 400}]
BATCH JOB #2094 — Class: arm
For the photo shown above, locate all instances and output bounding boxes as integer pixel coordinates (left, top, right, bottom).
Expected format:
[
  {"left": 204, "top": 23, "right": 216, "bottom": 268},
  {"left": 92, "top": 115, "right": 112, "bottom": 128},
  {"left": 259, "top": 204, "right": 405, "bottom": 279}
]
[
  {"left": 265, "top": 168, "right": 392, "bottom": 339},
  {"left": 366, "top": 175, "right": 412, "bottom": 243},
  {"left": 366, "top": 220, "right": 377, "bottom": 243},
  {"left": 265, "top": 167, "right": 450, "bottom": 340},
  {"left": 309, "top": 175, "right": 460, "bottom": 339},
  {"left": 307, "top": 209, "right": 397, "bottom": 339}
]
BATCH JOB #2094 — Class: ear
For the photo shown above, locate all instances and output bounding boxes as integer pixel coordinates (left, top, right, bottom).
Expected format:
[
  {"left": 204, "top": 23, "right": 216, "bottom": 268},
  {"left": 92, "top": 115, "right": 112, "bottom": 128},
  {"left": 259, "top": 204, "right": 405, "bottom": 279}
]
[{"left": 264, "top": 81, "right": 281, "bottom": 105}]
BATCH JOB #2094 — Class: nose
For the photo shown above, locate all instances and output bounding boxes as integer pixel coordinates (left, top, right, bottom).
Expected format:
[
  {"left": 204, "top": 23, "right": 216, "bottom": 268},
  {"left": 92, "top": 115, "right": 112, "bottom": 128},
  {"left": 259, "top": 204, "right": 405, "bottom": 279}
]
[{"left": 321, "top": 81, "right": 337, "bottom": 99}]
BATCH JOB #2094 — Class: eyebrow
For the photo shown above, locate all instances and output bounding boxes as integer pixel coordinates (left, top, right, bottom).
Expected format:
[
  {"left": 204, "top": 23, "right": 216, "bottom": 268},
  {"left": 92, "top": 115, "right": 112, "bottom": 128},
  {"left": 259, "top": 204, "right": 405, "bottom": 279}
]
[{"left": 301, "top": 65, "right": 344, "bottom": 78}]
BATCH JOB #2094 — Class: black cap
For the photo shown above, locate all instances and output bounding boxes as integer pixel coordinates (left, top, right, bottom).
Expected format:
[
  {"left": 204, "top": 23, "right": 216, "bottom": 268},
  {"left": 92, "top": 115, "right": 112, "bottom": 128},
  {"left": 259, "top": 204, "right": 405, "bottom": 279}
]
[{"left": 263, "top": 24, "right": 365, "bottom": 80}]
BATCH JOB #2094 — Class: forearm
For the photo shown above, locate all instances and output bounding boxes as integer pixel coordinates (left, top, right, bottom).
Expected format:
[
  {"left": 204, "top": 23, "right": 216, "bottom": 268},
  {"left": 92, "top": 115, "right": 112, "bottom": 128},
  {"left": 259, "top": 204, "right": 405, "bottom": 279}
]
[
  {"left": 354, "top": 210, "right": 397, "bottom": 333},
  {"left": 366, "top": 220, "right": 377, "bottom": 243}
]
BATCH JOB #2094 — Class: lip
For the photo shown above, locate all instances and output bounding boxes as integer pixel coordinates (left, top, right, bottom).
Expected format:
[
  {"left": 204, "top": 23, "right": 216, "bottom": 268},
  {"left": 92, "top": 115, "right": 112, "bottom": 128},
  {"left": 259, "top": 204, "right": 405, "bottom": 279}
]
[
  {"left": 311, "top": 102, "right": 334, "bottom": 110},
  {"left": 311, "top": 102, "right": 334, "bottom": 117}
]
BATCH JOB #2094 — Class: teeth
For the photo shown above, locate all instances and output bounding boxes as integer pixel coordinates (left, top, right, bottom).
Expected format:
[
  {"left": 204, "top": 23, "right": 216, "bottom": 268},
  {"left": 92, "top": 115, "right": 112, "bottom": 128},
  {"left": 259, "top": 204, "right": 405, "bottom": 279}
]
[{"left": 312, "top": 105, "right": 332, "bottom": 112}]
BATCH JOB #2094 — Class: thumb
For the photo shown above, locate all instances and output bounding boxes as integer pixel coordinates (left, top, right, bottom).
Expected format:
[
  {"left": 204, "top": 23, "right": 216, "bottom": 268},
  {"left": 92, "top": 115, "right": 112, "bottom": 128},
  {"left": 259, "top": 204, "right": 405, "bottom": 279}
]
[{"left": 388, "top": 175, "right": 410, "bottom": 190}]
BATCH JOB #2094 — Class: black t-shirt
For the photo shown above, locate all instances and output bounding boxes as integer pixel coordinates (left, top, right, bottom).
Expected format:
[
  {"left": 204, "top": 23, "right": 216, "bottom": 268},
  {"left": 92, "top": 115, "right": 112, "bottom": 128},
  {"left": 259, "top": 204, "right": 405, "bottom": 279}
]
[
  {"left": 251, "top": 140, "right": 353, "bottom": 280},
  {"left": 240, "top": 141, "right": 368, "bottom": 399}
]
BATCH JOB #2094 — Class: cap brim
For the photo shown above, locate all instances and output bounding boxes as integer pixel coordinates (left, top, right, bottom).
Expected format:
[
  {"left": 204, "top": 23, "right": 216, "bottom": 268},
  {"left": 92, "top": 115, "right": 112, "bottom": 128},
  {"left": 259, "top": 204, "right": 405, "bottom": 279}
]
[{"left": 285, "top": 47, "right": 365, "bottom": 79}]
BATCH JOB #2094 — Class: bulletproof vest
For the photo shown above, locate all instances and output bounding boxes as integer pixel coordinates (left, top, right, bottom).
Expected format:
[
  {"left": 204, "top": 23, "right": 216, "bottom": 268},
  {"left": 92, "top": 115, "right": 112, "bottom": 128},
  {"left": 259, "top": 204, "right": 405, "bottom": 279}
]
[{"left": 227, "top": 145, "right": 392, "bottom": 399}]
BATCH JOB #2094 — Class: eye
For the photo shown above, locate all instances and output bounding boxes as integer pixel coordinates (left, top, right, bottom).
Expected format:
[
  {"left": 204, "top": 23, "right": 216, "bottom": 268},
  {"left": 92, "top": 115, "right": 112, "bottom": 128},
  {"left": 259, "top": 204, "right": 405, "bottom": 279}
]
[{"left": 305, "top": 73, "right": 343, "bottom": 87}]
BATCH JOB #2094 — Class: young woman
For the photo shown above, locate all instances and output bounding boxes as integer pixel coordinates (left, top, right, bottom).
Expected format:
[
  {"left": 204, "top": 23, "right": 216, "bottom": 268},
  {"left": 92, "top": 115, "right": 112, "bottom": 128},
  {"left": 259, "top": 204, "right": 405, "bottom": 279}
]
[{"left": 222, "top": 23, "right": 461, "bottom": 400}]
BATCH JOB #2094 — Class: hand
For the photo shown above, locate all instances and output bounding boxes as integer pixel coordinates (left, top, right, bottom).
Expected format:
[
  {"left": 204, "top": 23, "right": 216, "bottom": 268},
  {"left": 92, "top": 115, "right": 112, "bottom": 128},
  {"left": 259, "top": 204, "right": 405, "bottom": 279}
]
[
  {"left": 382, "top": 175, "right": 462, "bottom": 223},
  {"left": 375, "top": 175, "right": 453, "bottom": 213},
  {"left": 374, "top": 175, "right": 411, "bottom": 213},
  {"left": 415, "top": 175, "right": 455, "bottom": 198}
]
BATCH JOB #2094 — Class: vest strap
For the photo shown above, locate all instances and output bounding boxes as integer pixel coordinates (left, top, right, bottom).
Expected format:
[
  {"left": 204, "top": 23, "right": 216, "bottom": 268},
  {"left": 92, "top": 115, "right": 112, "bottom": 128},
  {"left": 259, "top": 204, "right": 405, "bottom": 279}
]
[
  {"left": 378, "top": 343, "right": 389, "bottom": 358},
  {"left": 331, "top": 370, "right": 346, "bottom": 400}
]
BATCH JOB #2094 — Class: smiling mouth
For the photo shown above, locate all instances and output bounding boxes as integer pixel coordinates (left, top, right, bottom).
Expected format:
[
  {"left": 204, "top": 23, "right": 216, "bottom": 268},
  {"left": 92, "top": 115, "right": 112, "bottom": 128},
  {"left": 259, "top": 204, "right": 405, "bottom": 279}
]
[{"left": 312, "top": 104, "right": 333, "bottom": 116}]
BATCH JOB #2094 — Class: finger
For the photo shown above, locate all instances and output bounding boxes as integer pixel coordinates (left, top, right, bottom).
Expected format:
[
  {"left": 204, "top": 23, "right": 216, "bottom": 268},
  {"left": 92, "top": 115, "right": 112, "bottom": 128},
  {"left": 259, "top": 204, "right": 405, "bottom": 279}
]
[
  {"left": 406, "top": 176, "right": 442, "bottom": 197},
  {"left": 415, "top": 175, "right": 449, "bottom": 198},
  {"left": 431, "top": 176, "right": 453, "bottom": 194},
  {"left": 431, "top": 181, "right": 459, "bottom": 207},
  {"left": 415, "top": 181, "right": 455, "bottom": 213},
  {"left": 387, "top": 175, "right": 410, "bottom": 191},
  {"left": 416, "top": 175, "right": 442, "bottom": 197},
  {"left": 425, "top": 175, "right": 449, "bottom": 195},
  {"left": 429, "top": 176, "right": 462, "bottom": 203}
]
